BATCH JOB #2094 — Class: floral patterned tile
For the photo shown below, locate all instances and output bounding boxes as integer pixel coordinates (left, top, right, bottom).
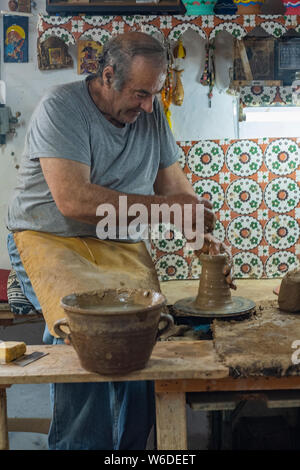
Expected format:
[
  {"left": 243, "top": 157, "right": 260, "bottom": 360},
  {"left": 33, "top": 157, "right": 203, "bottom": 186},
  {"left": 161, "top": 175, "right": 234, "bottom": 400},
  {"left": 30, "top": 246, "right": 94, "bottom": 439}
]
[{"left": 151, "top": 138, "right": 300, "bottom": 280}]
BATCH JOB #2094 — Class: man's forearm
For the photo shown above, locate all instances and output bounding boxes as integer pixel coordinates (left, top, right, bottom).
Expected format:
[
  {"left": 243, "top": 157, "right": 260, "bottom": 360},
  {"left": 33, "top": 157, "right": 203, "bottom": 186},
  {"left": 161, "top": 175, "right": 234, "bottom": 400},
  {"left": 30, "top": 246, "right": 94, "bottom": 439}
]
[{"left": 61, "top": 181, "right": 168, "bottom": 225}]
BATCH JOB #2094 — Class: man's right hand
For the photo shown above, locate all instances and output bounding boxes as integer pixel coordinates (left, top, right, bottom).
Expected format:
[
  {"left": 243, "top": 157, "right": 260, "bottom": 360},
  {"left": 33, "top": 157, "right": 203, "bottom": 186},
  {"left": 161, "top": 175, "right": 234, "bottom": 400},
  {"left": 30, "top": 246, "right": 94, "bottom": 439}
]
[{"left": 164, "top": 193, "right": 216, "bottom": 235}]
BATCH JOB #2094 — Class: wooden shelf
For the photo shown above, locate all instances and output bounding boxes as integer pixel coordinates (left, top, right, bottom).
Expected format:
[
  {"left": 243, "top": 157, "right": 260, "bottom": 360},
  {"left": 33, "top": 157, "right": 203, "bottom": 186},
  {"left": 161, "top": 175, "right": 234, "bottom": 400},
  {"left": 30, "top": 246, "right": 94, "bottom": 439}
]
[{"left": 46, "top": 0, "right": 186, "bottom": 15}]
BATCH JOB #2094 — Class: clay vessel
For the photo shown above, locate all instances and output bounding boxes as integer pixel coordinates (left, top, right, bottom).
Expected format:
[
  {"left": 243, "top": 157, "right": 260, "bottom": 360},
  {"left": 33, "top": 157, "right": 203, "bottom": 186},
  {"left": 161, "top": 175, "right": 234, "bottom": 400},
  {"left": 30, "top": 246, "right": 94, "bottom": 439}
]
[
  {"left": 55, "top": 288, "right": 173, "bottom": 375},
  {"left": 195, "top": 253, "right": 232, "bottom": 310},
  {"left": 278, "top": 269, "right": 300, "bottom": 312},
  {"left": 234, "top": 0, "right": 265, "bottom": 14}
]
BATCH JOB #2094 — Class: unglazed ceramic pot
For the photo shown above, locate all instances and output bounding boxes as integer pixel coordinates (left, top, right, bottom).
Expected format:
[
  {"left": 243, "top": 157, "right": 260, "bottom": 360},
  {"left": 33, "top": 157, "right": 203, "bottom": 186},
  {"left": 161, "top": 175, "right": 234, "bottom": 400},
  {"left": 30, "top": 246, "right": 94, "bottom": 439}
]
[
  {"left": 183, "top": 0, "right": 218, "bottom": 15},
  {"left": 214, "top": 0, "right": 238, "bottom": 14},
  {"left": 56, "top": 288, "right": 173, "bottom": 375},
  {"left": 281, "top": 0, "right": 300, "bottom": 14},
  {"left": 234, "top": 0, "right": 265, "bottom": 14}
]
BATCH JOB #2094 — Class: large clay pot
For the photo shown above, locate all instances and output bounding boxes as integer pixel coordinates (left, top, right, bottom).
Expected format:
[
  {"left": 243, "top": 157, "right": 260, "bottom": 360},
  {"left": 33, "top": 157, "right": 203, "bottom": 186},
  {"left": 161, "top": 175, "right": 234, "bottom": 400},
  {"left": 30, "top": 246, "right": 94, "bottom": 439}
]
[
  {"left": 234, "top": 0, "right": 265, "bottom": 14},
  {"left": 56, "top": 288, "right": 173, "bottom": 375},
  {"left": 278, "top": 269, "right": 300, "bottom": 312}
]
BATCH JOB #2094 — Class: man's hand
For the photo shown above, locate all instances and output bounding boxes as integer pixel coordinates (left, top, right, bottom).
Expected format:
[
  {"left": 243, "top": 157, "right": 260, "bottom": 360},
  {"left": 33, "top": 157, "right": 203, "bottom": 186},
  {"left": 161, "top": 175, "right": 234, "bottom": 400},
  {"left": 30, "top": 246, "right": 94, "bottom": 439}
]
[
  {"left": 195, "top": 233, "right": 237, "bottom": 290},
  {"left": 165, "top": 193, "right": 216, "bottom": 234}
]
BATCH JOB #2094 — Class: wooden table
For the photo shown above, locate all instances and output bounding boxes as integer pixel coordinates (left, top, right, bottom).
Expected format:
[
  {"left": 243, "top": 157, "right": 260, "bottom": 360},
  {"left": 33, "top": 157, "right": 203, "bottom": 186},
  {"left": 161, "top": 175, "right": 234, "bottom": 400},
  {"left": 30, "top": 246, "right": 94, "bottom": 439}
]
[
  {"left": 1, "top": 340, "right": 300, "bottom": 450},
  {"left": 0, "top": 278, "right": 289, "bottom": 450},
  {"left": 0, "top": 340, "right": 228, "bottom": 450}
]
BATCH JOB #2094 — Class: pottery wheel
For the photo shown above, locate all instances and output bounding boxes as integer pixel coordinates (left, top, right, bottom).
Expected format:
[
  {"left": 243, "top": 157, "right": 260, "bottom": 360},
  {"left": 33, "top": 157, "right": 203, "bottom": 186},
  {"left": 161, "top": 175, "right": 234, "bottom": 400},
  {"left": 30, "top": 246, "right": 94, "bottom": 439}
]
[{"left": 173, "top": 296, "right": 256, "bottom": 319}]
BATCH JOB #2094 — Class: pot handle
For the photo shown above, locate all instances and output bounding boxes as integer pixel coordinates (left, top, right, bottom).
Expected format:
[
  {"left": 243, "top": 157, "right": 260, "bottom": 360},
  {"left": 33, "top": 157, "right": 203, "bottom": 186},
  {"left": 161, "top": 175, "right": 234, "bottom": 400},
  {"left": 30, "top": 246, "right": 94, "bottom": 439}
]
[
  {"left": 157, "top": 312, "right": 174, "bottom": 339},
  {"left": 53, "top": 318, "right": 71, "bottom": 343}
]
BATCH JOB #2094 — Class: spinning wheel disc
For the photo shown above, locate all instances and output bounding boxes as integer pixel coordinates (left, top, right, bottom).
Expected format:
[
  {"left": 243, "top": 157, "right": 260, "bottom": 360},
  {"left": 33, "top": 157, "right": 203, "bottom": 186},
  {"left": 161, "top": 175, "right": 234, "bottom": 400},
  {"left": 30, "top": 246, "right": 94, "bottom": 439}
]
[{"left": 173, "top": 295, "right": 256, "bottom": 319}]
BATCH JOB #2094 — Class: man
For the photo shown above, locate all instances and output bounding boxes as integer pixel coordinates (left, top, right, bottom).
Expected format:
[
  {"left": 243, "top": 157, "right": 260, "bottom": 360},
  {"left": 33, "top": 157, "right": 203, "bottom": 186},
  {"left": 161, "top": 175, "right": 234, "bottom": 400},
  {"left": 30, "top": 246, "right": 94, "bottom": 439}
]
[{"left": 7, "top": 32, "right": 233, "bottom": 450}]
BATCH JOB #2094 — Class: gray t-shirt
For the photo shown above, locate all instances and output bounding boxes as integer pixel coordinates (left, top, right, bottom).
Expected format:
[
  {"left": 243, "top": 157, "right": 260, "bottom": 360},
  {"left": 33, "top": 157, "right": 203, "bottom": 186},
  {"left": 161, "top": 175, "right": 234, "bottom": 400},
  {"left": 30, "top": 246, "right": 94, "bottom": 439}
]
[{"left": 7, "top": 76, "right": 180, "bottom": 238}]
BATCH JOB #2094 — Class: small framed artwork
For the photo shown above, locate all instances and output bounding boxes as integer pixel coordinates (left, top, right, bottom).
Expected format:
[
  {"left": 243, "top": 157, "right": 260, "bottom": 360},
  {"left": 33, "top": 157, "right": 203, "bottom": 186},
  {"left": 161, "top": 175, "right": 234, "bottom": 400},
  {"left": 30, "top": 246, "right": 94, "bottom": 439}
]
[
  {"left": 77, "top": 40, "right": 103, "bottom": 75},
  {"left": 37, "top": 37, "right": 73, "bottom": 70},
  {"left": 48, "top": 48, "right": 63, "bottom": 66},
  {"left": 3, "top": 14, "right": 28, "bottom": 63},
  {"left": 8, "top": 0, "right": 31, "bottom": 12},
  {"left": 233, "top": 37, "right": 275, "bottom": 82},
  {"left": 275, "top": 37, "right": 300, "bottom": 85}
]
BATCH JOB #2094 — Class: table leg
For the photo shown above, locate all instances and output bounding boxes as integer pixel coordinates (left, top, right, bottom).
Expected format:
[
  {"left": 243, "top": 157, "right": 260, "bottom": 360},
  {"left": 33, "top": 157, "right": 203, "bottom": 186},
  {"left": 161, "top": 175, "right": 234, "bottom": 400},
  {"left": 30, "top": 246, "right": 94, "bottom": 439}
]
[
  {"left": 154, "top": 387, "right": 187, "bottom": 450},
  {"left": 0, "top": 387, "right": 9, "bottom": 450}
]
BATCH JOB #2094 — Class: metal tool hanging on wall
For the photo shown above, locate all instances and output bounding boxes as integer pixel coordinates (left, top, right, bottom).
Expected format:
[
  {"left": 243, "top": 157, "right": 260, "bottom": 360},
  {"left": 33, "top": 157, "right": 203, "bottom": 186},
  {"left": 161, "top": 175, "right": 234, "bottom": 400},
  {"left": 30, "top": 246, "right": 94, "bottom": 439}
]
[{"left": 200, "top": 40, "right": 216, "bottom": 108}]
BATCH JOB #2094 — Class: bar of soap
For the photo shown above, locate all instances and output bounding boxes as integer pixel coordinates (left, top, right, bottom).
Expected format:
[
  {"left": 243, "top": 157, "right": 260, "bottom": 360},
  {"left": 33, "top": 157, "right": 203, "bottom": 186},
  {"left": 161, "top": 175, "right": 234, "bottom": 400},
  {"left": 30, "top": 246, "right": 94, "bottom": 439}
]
[{"left": 0, "top": 341, "right": 26, "bottom": 364}]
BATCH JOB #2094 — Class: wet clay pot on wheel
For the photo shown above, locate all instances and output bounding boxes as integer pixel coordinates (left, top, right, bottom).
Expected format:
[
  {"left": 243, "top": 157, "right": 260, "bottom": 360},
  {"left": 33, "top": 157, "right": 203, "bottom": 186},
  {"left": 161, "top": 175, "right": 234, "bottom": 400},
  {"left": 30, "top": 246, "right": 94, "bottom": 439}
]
[
  {"left": 55, "top": 288, "right": 173, "bottom": 375},
  {"left": 174, "top": 254, "right": 255, "bottom": 318},
  {"left": 278, "top": 269, "right": 300, "bottom": 312}
]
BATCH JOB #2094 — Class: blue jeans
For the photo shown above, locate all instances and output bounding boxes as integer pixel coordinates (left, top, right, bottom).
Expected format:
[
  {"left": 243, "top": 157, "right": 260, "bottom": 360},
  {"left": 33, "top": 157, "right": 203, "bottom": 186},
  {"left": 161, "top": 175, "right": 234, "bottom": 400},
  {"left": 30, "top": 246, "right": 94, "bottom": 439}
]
[{"left": 7, "top": 232, "right": 155, "bottom": 450}]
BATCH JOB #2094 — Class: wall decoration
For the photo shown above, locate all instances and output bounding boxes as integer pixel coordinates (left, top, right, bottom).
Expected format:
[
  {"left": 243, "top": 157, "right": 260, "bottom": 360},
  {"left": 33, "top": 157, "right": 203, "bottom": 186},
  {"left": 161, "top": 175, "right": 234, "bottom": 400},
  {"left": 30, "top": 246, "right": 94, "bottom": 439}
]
[
  {"left": 214, "top": 0, "right": 237, "bottom": 14},
  {"left": 77, "top": 40, "right": 103, "bottom": 75},
  {"left": 150, "top": 138, "right": 300, "bottom": 281},
  {"left": 275, "top": 37, "right": 300, "bottom": 86},
  {"left": 282, "top": 0, "right": 300, "bottom": 15},
  {"left": 173, "top": 38, "right": 186, "bottom": 106},
  {"left": 233, "top": 37, "right": 275, "bottom": 82},
  {"left": 239, "top": 85, "right": 292, "bottom": 107},
  {"left": 37, "top": 36, "right": 73, "bottom": 70},
  {"left": 183, "top": 0, "right": 218, "bottom": 15},
  {"left": 233, "top": 0, "right": 265, "bottom": 14},
  {"left": 3, "top": 14, "right": 28, "bottom": 63},
  {"left": 37, "top": 14, "right": 300, "bottom": 47},
  {"left": 161, "top": 41, "right": 174, "bottom": 129},
  {"left": 200, "top": 40, "right": 215, "bottom": 107},
  {"left": 8, "top": 0, "right": 31, "bottom": 13}
]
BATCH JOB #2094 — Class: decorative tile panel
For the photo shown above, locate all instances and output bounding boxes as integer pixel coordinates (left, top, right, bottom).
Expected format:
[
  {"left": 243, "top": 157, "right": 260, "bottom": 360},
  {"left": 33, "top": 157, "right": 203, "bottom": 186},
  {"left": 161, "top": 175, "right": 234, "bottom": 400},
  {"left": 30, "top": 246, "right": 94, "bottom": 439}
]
[
  {"left": 38, "top": 14, "right": 300, "bottom": 44},
  {"left": 151, "top": 138, "right": 300, "bottom": 281}
]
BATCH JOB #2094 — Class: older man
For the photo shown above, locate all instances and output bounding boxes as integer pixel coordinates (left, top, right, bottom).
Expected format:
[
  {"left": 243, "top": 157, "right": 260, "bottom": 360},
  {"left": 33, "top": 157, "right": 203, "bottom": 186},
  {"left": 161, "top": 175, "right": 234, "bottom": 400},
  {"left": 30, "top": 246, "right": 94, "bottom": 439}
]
[{"left": 7, "top": 32, "right": 232, "bottom": 450}]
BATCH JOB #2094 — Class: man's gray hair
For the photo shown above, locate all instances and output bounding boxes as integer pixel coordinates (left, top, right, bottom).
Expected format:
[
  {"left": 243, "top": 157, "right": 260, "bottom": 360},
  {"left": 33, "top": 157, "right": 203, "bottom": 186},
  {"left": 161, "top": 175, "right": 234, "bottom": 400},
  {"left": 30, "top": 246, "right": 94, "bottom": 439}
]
[{"left": 98, "top": 32, "right": 167, "bottom": 91}]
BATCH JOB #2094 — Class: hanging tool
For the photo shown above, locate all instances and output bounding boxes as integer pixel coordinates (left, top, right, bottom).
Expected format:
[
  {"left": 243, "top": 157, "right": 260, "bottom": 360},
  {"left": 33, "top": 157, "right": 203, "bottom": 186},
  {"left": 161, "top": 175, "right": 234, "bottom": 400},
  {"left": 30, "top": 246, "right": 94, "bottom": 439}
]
[
  {"left": 173, "top": 37, "right": 186, "bottom": 107},
  {"left": 200, "top": 40, "right": 216, "bottom": 108},
  {"left": 161, "top": 40, "right": 174, "bottom": 129}
]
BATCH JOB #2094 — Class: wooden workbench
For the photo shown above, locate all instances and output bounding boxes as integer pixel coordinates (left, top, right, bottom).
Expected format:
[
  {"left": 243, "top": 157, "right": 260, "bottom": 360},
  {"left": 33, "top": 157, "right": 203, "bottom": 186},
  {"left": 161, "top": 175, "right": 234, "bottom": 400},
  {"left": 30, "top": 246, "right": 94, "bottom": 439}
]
[{"left": 0, "top": 278, "right": 290, "bottom": 451}]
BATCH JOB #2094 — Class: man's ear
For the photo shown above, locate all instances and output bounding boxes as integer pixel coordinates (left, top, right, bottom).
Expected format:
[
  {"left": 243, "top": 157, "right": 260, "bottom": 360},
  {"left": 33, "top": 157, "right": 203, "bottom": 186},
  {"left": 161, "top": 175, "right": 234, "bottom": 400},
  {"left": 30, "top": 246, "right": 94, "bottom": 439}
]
[{"left": 103, "top": 66, "right": 114, "bottom": 87}]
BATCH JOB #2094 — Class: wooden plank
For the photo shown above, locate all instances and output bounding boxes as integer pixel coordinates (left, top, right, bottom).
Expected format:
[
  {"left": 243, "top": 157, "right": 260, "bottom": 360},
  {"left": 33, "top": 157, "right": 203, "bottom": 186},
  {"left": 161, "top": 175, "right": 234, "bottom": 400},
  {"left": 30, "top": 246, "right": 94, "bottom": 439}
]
[
  {"left": 0, "top": 388, "right": 9, "bottom": 450},
  {"left": 0, "top": 342, "right": 229, "bottom": 385},
  {"left": 187, "top": 390, "right": 300, "bottom": 411},
  {"left": 155, "top": 391, "right": 187, "bottom": 450},
  {"left": 7, "top": 417, "right": 51, "bottom": 434},
  {"left": 236, "top": 40, "right": 253, "bottom": 81},
  {"left": 155, "top": 376, "right": 300, "bottom": 393},
  {"left": 232, "top": 80, "right": 282, "bottom": 87}
]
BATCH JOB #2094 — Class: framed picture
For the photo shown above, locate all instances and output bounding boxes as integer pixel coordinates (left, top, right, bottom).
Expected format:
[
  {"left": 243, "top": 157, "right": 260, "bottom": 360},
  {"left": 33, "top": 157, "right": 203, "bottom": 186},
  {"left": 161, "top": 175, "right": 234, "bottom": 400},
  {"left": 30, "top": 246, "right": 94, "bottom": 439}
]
[
  {"left": 275, "top": 37, "right": 300, "bottom": 85},
  {"left": 8, "top": 0, "right": 31, "bottom": 13},
  {"left": 37, "top": 37, "right": 73, "bottom": 70},
  {"left": 3, "top": 14, "right": 28, "bottom": 63},
  {"left": 233, "top": 37, "right": 275, "bottom": 82},
  {"left": 48, "top": 48, "right": 63, "bottom": 65},
  {"left": 77, "top": 40, "right": 103, "bottom": 75}
]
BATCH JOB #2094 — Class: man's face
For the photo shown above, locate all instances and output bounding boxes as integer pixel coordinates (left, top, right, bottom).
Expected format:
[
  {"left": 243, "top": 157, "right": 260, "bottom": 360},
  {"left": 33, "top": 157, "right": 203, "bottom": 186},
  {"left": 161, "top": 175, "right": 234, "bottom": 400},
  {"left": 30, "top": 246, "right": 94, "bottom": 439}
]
[{"left": 108, "top": 56, "right": 167, "bottom": 125}]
